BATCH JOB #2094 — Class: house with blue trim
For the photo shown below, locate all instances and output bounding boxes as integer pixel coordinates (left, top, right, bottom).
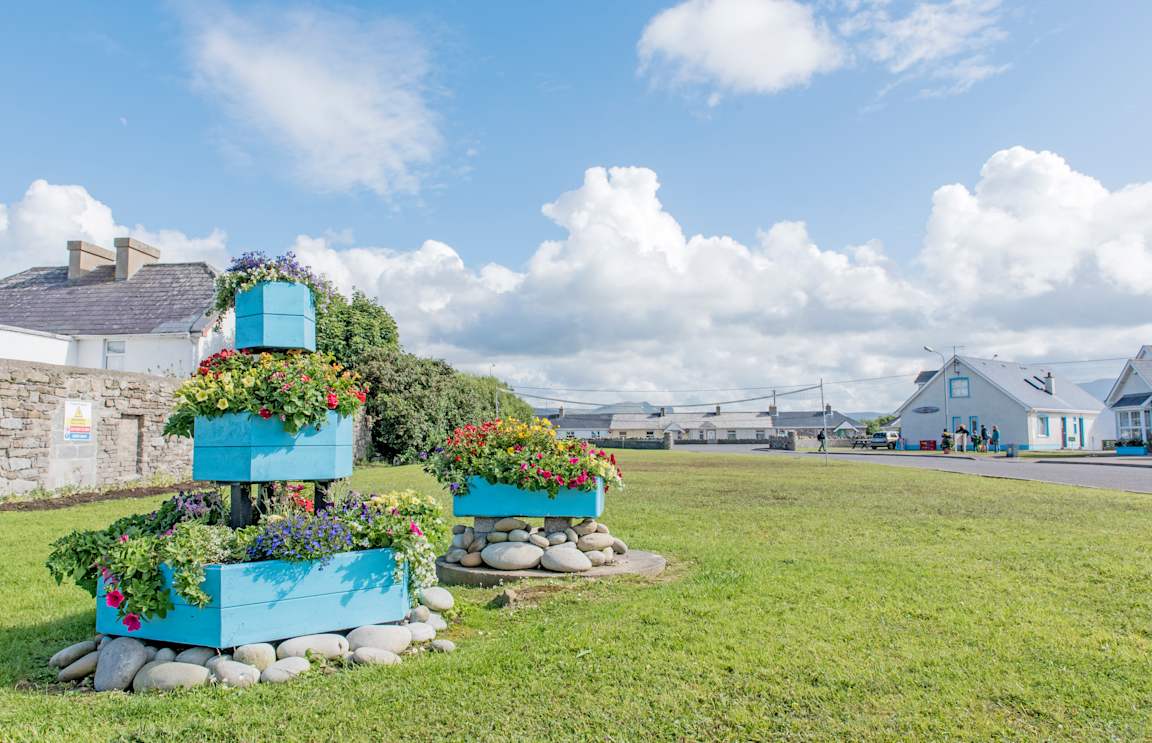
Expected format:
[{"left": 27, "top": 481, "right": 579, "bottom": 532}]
[
  {"left": 1103, "top": 346, "right": 1152, "bottom": 444},
  {"left": 894, "top": 355, "right": 1105, "bottom": 451}
]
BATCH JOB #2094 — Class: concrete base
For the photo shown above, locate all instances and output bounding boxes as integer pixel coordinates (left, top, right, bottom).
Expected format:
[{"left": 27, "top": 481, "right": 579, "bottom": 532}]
[{"left": 436, "top": 550, "right": 667, "bottom": 588}]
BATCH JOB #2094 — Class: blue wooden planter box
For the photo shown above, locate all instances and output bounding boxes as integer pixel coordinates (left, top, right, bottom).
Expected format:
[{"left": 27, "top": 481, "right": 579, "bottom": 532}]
[
  {"left": 96, "top": 548, "right": 408, "bottom": 648},
  {"left": 193, "top": 411, "right": 352, "bottom": 482},
  {"left": 453, "top": 476, "right": 604, "bottom": 518},
  {"left": 235, "top": 281, "right": 316, "bottom": 351},
  {"left": 1116, "top": 446, "right": 1148, "bottom": 456}
]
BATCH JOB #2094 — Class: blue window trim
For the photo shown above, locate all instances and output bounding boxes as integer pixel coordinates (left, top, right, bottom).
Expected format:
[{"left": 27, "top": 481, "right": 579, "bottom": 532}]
[
  {"left": 1038, "top": 416, "right": 1050, "bottom": 436},
  {"left": 949, "top": 376, "right": 971, "bottom": 398}
]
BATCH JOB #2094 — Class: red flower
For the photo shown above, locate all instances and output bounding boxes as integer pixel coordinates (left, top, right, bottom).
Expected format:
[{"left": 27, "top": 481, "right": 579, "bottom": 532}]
[
  {"left": 326, "top": 392, "right": 339, "bottom": 409},
  {"left": 354, "top": 389, "right": 366, "bottom": 403},
  {"left": 258, "top": 407, "right": 273, "bottom": 419},
  {"left": 122, "top": 613, "right": 142, "bottom": 632},
  {"left": 104, "top": 589, "right": 124, "bottom": 609}
]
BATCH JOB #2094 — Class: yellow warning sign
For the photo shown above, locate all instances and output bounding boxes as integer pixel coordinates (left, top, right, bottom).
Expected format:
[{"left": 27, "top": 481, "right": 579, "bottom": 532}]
[{"left": 64, "top": 400, "right": 92, "bottom": 442}]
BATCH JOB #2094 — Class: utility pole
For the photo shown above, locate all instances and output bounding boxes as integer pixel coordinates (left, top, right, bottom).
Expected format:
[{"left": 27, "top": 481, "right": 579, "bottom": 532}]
[
  {"left": 820, "top": 377, "right": 829, "bottom": 466},
  {"left": 490, "top": 362, "right": 500, "bottom": 417}
]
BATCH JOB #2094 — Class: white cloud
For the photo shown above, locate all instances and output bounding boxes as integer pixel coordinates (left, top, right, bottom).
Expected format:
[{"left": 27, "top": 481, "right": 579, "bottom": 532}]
[
  {"left": 640, "top": 0, "right": 1011, "bottom": 100},
  {"left": 0, "top": 179, "right": 229, "bottom": 273},
  {"left": 184, "top": 4, "right": 439, "bottom": 197},
  {"left": 638, "top": 0, "right": 845, "bottom": 98}
]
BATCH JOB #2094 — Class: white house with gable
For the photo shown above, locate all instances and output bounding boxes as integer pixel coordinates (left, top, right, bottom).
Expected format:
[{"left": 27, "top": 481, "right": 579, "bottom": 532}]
[
  {"left": 1104, "top": 346, "right": 1152, "bottom": 444},
  {"left": 895, "top": 355, "right": 1105, "bottom": 451}
]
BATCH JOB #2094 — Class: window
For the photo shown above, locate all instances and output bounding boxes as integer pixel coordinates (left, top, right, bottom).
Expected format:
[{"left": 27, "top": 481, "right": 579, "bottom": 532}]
[
  {"left": 645, "top": 431, "right": 655, "bottom": 439},
  {"left": 949, "top": 377, "right": 970, "bottom": 398},
  {"left": 1037, "top": 416, "right": 1050, "bottom": 437},
  {"left": 1117, "top": 410, "right": 1144, "bottom": 440},
  {"left": 726, "top": 430, "right": 737, "bottom": 440},
  {"left": 755, "top": 430, "right": 765, "bottom": 440},
  {"left": 698, "top": 431, "right": 706, "bottom": 441},
  {"left": 104, "top": 340, "right": 125, "bottom": 370}
]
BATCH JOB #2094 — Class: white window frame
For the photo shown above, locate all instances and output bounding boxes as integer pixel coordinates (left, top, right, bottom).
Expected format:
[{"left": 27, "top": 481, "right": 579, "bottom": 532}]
[{"left": 103, "top": 339, "right": 126, "bottom": 370}]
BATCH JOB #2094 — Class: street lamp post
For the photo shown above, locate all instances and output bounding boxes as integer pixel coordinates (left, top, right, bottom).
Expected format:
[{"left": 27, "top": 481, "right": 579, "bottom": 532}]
[{"left": 924, "top": 345, "right": 948, "bottom": 449}]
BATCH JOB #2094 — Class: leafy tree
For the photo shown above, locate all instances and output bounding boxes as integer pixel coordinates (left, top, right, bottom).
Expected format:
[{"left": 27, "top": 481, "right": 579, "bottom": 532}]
[
  {"left": 865, "top": 415, "right": 898, "bottom": 434},
  {"left": 316, "top": 290, "right": 399, "bottom": 367},
  {"left": 358, "top": 348, "right": 533, "bottom": 463}
]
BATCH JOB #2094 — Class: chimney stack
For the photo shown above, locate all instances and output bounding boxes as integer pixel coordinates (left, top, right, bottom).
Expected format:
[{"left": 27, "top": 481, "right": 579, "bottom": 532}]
[
  {"left": 769, "top": 404, "right": 778, "bottom": 416},
  {"left": 1043, "top": 372, "right": 1055, "bottom": 395},
  {"left": 659, "top": 407, "right": 666, "bottom": 417},
  {"left": 825, "top": 403, "right": 832, "bottom": 414},
  {"left": 113, "top": 237, "right": 160, "bottom": 281},
  {"left": 715, "top": 405, "right": 721, "bottom": 415},
  {"left": 67, "top": 240, "right": 115, "bottom": 280},
  {"left": 558, "top": 404, "right": 565, "bottom": 418}
]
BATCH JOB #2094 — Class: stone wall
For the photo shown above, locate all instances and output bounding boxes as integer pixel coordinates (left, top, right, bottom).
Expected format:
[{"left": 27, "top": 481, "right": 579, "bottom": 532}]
[{"left": 0, "top": 360, "right": 191, "bottom": 496}]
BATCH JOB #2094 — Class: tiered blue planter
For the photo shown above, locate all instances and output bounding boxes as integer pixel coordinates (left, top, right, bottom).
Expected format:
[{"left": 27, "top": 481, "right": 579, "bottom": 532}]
[
  {"left": 96, "top": 549, "right": 408, "bottom": 647},
  {"left": 235, "top": 281, "right": 316, "bottom": 351},
  {"left": 454, "top": 476, "right": 605, "bottom": 518},
  {"left": 192, "top": 410, "right": 353, "bottom": 482},
  {"left": 1116, "top": 446, "right": 1148, "bottom": 456}
]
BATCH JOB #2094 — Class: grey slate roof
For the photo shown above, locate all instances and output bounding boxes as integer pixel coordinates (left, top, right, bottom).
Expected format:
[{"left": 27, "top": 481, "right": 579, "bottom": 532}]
[
  {"left": 549, "top": 413, "right": 614, "bottom": 431},
  {"left": 770, "top": 411, "right": 862, "bottom": 430},
  {"left": 957, "top": 356, "right": 1103, "bottom": 413},
  {"left": 1112, "top": 392, "right": 1152, "bottom": 408},
  {"left": 0, "top": 263, "right": 218, "bottom": 335}
]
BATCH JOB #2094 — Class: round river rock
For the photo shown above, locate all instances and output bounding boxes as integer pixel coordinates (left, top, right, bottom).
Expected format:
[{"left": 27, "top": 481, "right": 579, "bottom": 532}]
[{"left": 481, "top": 541, "right": 544, "bottom": 570}]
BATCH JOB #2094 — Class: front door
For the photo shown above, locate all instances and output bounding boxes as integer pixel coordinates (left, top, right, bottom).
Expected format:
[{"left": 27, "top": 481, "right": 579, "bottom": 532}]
[{"left": 1060, "top": 417, "right": 1068, "bottom": 449}]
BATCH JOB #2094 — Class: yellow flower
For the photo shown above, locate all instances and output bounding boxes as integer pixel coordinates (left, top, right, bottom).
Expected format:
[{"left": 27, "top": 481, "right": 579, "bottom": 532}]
[
  {"left": 216, "top": 398, "right": 229, "bottom": 410},
  {"left": 194, "top": 389, "right": 209, "bottom": 402},
  {"left": 241, "top": 375, "right": 256, "bottom": 388},
  {"left": 506, "top": 446, "right": 516, "bottom": 454}
]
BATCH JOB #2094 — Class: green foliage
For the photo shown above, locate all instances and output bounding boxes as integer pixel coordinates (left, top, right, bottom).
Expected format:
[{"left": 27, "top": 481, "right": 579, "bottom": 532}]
[
  {"left": 316, "top": 290, "right": 399, "bottom": 367},
  {"left": 358, "top": 347, "right": 532, "bottom": 463},
  {"left": 864, "top": 414, "right": 899, "bottom": 434}
]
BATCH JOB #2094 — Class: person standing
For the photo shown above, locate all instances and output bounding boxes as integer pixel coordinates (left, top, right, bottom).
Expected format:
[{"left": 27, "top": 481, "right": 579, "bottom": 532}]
[
  {"left": 941, "top": 429, "right": 952, "bottom": 453},
  {"left": 816, "top": 429, "right": 827, "bottom": 452},
  {"left": 990, "top": 425, "right": 1001, "bottom": 453},
  {"left": 979, "top": 425, "right": 989, "bottom": 453},
  {"left": 955, "top": 424, "right": 969, "bottom": 453}
]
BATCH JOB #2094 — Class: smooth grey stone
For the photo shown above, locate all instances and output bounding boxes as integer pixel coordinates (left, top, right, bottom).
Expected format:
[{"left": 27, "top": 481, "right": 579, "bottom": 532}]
[
  {"left": 541, "top": 546, "right": 593, "bottom": 572},
  {"left": 551, "top": 541, "right": 578, "bottom": 550},
  {"left": 611, "top": 537, "right": 629, "bottom": 555},
  {"left": 595, "top": 523, "right": 610, "bottom": 534},
  {"left": 407, "top": 622, "right": 436, "bottom": 643},
  {"left": 174, "top": 646, "right": 218, "bottom": 666},
  {"left": 493, "top": 517, "right": 528, "bottom": 532},
  {"left": 143, "top": 646, "right": 158, "bottom": 662},
  {"left": 130, "top": 661, "right": 164, "bottom": 692},
  {"left": 508, "top": 528, "right": 530, "bottom": 542},
  {"left": 528, "top": 533, "right": 550, "bottom": 548},
  {"left": 153, "top": 647, "right": 176, "bottom": 663},
  {"left": 346, "top": 625, "right": 411, "bottom": 654},
  {"left": 573, "top": 519, "right": 598, "bottom": 537},
  {"left": 586, "top": 549, "right": 607, "bottom": 567},
  {"left": 276, "top": 633, "right": 348, "bottom": 660},
  {"left": 487, "top": 531, "right": 508, "bottom": 543},
  {"left": 136, "top": 662, "right": 209, "bottom": 691},
  {"left": 427, "top": 613, "right": 448, "bottom": 631},
  {"left": 564, "top": 528, "right": 579, "bottom": 543},
  {"left": 546, "top": 532, "right": 567, "bottom": 545},
  {"left": 460, "top": 551, "right": 484, "bottom": 567},
  {"left": 445, "top": 548, "right": 468, "bottom": 563},
  {"left": 467, "top": 536, "right": 487, "bottom": 553},
  {"left": 430, "top": 639, "right": 456, "bottom": 653},
  {"left": 480, "top": 541, "right": 543, "bottom": 570},
  {"left": 602, "top": 547, "right": 616, "bottom": 565},
  {"left": 94, "top": 637, "right": 147, "bottom": 691},
  {"left": 451, "top": 524, "right": 467, "bottom": 535},
  {"left": 409, "top": 605, "right": 431, "bottom": 623},
  {"left": 211, "top": 660, "right": 260, "bottom": 688},
  {"left": 420, "top": 586, "right": 455, "bottom": 611},
  {"left": 233, "top": 643, "right": 275, "bottom": 671},
  {"left": 57, "top": 650, "right": 100, "bottom": 682},
  {"left": 50, "top": 640, "right": 96, "bottom": 669},
  {"left": 352, "top": 647, "right": 402, "bottom": 665},
  {"left": 259, "top": 656, "right": 310, "bottom": 683},
  {"left": 577, "top": 533, "right": 614, "bottom": 551},
  {"left": 204, "top": 653, "right": 233, "bottom": 675}
]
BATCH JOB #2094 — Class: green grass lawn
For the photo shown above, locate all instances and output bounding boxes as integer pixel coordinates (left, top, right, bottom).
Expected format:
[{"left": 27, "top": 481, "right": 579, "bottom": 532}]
[{"left": 3, "top": 452, "right": 1152, "bottom": 741}]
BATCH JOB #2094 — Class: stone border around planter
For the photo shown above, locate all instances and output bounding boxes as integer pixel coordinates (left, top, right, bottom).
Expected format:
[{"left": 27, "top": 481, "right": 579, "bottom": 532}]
[{"left": 435, "top": 550, "right": 667, "bottom": 588}]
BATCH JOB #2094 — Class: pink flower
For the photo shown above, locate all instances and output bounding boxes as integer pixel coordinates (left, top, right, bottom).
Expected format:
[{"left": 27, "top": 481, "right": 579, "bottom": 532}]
[
  {"left": 104, "top": 589, "right": 124, "bottom": 609},
  {"left": 555, "top": 475, "right": 566, "bottom": 485},
  {"left": 409, "top": 521, "right": 423, "bottom": 537},
  {"left": 536, "top": 453, "right": 543, "bottom": 460},
  {"left": 520, "top": 462, "right": 529, "bottom": 471},
  {"left": 569, "top": 457, "right": 580, "bottom": 464},
  {"left": 326, "top": 393, "right": 339, "bottom": 409},
  {"left": 99, "top": 566, "right": 113, "bottom": 580},
  {"left": 118, "top": 534, "right": 129, "bottom": 543},
  {"left": 122, "top": 613, "right": 142, "bottom": 632}
]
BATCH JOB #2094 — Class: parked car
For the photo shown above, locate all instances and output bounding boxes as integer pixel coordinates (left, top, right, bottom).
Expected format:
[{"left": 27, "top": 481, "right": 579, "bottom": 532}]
[{"left": 869, "top": 431, "right": 899, "bottom": 449}]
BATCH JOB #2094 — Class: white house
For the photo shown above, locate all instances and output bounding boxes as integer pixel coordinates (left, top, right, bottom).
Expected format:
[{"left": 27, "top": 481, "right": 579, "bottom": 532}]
[
  {"left": 895, "top": 355, "right": 1105, "bottom": 451},
  {"left": 1104, "top": 345, "right": 1152, "bottom": 444},
  {"left": 0, "top": 239, "right": 230, "bottom": 377},
  {"left": 549, "top": 412, "right": 614, "bottom": 439}
]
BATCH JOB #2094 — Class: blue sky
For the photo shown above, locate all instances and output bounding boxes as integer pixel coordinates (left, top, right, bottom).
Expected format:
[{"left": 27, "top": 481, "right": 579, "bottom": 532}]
[{"left": 2, "top": 1, "right": 1150, "bottom": 409}]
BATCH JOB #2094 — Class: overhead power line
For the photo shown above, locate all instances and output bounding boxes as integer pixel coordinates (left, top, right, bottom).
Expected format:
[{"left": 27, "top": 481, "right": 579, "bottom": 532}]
[{"left": 515, "top": 384, "right": 821, "bottom": 409}]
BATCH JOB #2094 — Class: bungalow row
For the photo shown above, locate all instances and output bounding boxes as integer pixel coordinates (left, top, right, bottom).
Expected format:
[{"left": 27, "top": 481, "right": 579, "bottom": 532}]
[{"left": 548, "top": 407, "right": 863, "bottom": 442}]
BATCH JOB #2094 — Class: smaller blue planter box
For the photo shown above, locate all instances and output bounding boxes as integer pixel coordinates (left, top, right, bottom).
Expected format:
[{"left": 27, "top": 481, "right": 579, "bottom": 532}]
[
  {"left": 96, "top": 548, "right": 408, "bottom": 648},
  {"left": 1116, "top": 446, "right": 1148, "bottom": 456},
  {"left": 454, "top": 476, "right": 604, "bottom": 518},
  {"left": 235, "top": 281, "right": 316, "bottom": 351},
  {"left": 193, "top": 411, "right": 352, "bottom": 482}
]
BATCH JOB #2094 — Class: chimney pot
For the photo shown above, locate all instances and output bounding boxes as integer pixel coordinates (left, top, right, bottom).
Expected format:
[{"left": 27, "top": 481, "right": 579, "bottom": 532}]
[
  {"left": 825, "top": 403, "right": 832, "bottom": 414},
  {"left": 769, "top": 404, "right": 778, "bottom": 416},
  {"left": 715, "top": 405, "right": 721, "bottom": 415},
  {"left": 1043, "top": 372, "right": 1055, "bottom": 395},
  {"left": 113, "top": 237, "right": 160, "bottom": 281},
  {"left": 67, "top": 240, "right": 115, "bottom": 280}
]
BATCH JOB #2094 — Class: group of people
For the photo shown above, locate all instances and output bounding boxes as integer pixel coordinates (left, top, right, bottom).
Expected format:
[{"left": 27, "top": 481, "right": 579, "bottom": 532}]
[{"left": 942, "top": 423, "right": 1000, "bottom": 453}]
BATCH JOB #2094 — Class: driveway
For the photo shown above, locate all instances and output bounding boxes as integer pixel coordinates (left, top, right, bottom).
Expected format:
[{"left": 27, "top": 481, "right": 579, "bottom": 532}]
[{"left": 675, "top": 445, "right": 1152, "bottom": 494}]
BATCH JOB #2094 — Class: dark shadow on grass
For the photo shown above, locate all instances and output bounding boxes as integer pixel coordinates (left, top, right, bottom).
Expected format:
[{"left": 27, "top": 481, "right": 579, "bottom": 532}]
[{"left": 1, "top": 609, "right": 98, "bottom": 691}]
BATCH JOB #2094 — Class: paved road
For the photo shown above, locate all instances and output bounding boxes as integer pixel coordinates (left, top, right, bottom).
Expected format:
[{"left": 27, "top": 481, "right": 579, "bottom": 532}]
[{"left": 675, "top": 445, "right": 1152, "bottom": 494}]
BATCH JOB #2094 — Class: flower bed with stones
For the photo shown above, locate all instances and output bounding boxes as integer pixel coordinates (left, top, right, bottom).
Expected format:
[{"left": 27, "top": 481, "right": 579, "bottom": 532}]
[
  {"left": 443, "top": 516, "right": 628, "bottom": 573},
  {"left": 47, "top": 587, "right": 458, "bottom": 693}
]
